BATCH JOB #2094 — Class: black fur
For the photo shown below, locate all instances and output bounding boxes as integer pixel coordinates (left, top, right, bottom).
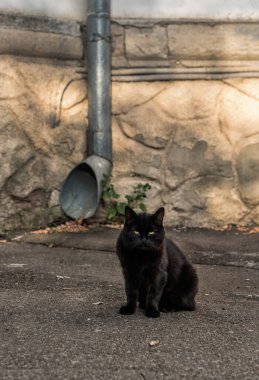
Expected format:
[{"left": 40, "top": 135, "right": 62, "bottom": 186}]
[{"left": 116, "top": 206, "right": 198, "bottom": 318}]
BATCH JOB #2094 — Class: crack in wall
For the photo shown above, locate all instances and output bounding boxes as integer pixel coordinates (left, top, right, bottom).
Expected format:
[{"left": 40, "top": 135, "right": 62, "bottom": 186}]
[
  {"left": 243, "top": 131, "right": 259, "bottom": 140},
  {"left": 54, "top": 76, "right": 84, "bottom": 127},
  {"left": 157, "top": 99, "right": 212, "bottom": 122},
  {"left": 218, "top": 115, "right": 233, "bottom": 147},
  {"left": 113, "top": 84, "right": 170, "bottom": 116},
  {"left": 63, "top": 96, "right": 87, "bottom": 111},
  {"left": 223, "top": 79, "right": 259, "bottom": 102}
]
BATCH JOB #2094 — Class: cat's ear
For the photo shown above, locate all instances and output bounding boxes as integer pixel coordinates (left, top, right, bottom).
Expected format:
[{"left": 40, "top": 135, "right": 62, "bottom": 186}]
[
  {"left": 152, "top": 207, "right": 164, "bottom": 226},
  {"left": 124, "top": 206, "right": 137, "bottom": 224}
]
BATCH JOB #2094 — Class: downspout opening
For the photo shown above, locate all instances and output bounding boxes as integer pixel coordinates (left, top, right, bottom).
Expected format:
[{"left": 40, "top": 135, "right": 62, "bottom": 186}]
[{"left": 60, "top": 163, "right": 98, "bottom": 220}]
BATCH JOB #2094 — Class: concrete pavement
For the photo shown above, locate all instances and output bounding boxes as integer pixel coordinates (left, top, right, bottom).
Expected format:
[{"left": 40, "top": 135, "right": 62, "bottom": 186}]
[{"left": 0, "top": 227, "right": 258, "bottom": 379}]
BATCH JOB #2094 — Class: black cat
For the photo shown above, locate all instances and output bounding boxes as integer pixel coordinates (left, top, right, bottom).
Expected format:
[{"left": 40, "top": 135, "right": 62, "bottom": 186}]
[{"left": 116, "top": 206, "right": 198, "bottom": 318}]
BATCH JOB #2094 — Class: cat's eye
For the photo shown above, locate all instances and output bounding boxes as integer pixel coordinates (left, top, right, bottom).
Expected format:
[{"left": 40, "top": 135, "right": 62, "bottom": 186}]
[
  {"left": 133, "top": 230, "right": 140, "bottom": 235},
  {"left": 148, "top": 231, "right": 155, "bottom": 236}
]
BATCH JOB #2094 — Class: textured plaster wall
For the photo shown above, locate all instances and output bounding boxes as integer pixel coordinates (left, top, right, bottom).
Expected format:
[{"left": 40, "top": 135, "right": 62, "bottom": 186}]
[
  {"left": 0, "top": 16, "right": 259, "bottom": 231},
  {"left": 0, "top": 55, "right": 259, "bottom": 230},
  {"left": 112, "top": 80, "right": 259, "bottom": 227},
  {"left": 0, "top": 57, "right": 87, "bottom": 230}
]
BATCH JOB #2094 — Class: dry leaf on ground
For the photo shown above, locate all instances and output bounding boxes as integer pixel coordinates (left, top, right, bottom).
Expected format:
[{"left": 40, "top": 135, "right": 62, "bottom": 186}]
[{"left": 149, "top": 339, "right": 160, "bottom": 347}]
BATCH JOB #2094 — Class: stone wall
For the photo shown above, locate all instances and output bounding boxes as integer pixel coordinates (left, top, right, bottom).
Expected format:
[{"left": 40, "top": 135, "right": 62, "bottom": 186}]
[
  {"left": 0, "top": 57, "right": 87, "bottom": 230},
  {"left": 112, "top": 80, "right": 259, "bottom": 227},
  {"left": 0, "top": 14, "right": 259, "bottom": 230}
]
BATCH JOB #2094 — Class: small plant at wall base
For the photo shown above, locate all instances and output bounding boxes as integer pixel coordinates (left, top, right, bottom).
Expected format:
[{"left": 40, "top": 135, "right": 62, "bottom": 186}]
[{"left": 101, "top": 176, "right": 151, "bottom": 221}]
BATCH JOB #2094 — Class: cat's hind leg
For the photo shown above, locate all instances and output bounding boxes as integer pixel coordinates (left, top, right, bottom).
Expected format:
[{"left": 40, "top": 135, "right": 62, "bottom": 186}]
[
  {"left": 160, "top": 263, "right": 198, "bottom": 312},
  {"left": 175, "top": 263, "right": 198, "bottom": 311},
  {"left": 145, "top": 270, "right": 168, "bottom": 318},
  {"left": 159, "top": 292, "right": 196, "bottom": 312}
]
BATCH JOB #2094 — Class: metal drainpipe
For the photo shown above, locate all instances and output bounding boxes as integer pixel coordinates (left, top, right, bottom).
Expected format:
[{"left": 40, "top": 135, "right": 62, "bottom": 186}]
[{"left": 60, "top": 0, "right": 112, "bottom": 219}]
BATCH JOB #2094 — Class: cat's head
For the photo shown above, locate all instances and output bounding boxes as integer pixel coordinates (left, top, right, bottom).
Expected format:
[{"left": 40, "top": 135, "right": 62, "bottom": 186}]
[{"left": 121, "top": 206, "right": 165, "bottom": 251}]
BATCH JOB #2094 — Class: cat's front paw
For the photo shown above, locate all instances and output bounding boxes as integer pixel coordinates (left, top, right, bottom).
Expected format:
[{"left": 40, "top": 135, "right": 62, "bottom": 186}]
[
  {"left": 119, "top": 305, "right": 136, "bottom": 315},
  {"left": 145, "top": 307, "right": 160, "bottom": 318}
]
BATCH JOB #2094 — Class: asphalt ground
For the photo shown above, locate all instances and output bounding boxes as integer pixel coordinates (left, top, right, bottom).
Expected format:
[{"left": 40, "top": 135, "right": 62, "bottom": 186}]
[{"left": 0, "top": 228, "right": 258, "bottom": 379}]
